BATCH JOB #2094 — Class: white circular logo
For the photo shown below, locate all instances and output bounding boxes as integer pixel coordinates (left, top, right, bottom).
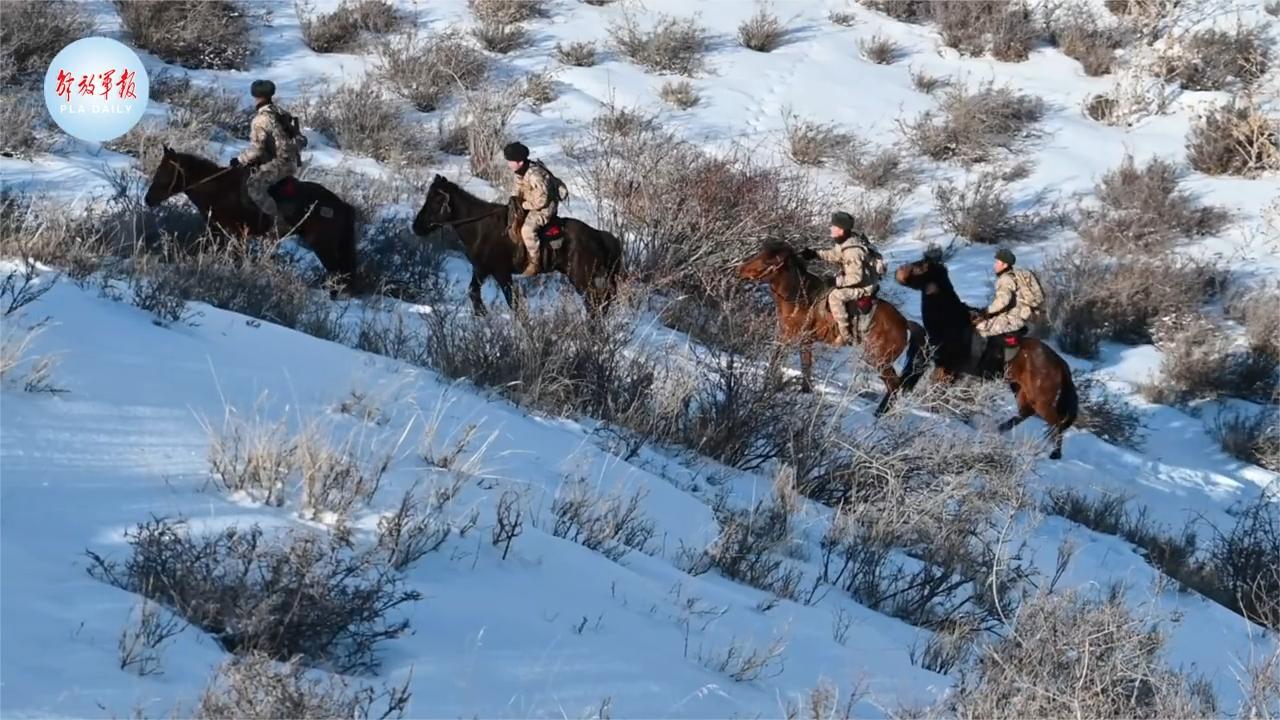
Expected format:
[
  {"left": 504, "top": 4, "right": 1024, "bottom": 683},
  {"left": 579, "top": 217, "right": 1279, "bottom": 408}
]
[{"left": 44, "top": 37, "right": 150, "bottom": 143}]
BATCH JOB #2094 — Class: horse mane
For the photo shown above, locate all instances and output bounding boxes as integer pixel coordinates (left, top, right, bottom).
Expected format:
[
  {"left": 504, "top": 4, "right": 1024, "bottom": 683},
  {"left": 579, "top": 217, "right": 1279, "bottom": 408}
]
[
  {"left": 761, "top": 239, "right": 831, "bottom": 302},
  {"left": 171, "top": 151, "right": 223, "bottom": 173},
  {"left": 431, "top": 174, "right": 502, "bottom": 207}
]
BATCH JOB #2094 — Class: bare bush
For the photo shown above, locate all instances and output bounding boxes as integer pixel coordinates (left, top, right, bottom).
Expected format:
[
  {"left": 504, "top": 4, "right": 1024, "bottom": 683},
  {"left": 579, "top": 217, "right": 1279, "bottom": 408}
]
[
  {"left": 472, "top": 20, "right": 529, "bottom": 53},
  {"left": 492, "top": 489, "right": 524, "bottom": 560},
  {"left": 521, "top": 66, "right": 558, "bottom": 106},
  {"left": 612, "top": 13, "right": 710, "bottom": 76},
  {"left": 205, "top": 403, "right": 297, "bottom": 506},
  {"left": 1204, "top": 490, "right": 1280, "bottom": 629},
  {"left": 376, "top": 485, "right": 457, "bottom": 571},
  {"left": 901, "top": 81, "right": 1046, "bottom": 164},
  {"left": 684, "top": 476, "right": 803, "bottom": 600},
  {"left": 1143, "top": 315, "right": 1277, "bottom": 405},
  {"left": 194, "top": 653, "right": 411, "bottom": 720},
  {"left": 149, "top": 73, "right": 251, "bottom": 141},
  {"left": 0, "top": 0, "right": 95, "bottom": 88},
  {"left": 345, "top": 0, "right": 402, "bottom": 32},
  {"left": 1042, "top": 2, "right": 1125, "bottom": 76},
  {"left": 464, "top": 85, "right": 523, "bottom": 185},
  {"left": 358, "top": 217, "right": 448, "bottom": 303},
  {"left": 859, "top": 34, "right": 902, "bottom": 64},
  {"left": 1213, "top": 409, "right": 1280, "bottom": 472},
  {"left": 1077, "top": 154, "right": 1228, "bottom": 253},
  {"left": 297, "top": 427, "right": 396, "bottom": 522},
  {"left": 784, "top": 116, "right": 857, "bottom": 167},
  {"left": 1227, "top": 283, "right": 1280, "bottom": 361},
  {"left": 738, "top": 7, "right": 788, "bottom": 52},
  {"left": 556, "top": 40, "right": 598, "bottom": 66},
  {"left": 933, "top": 0, "right": 1039, "bottom": 62},
  {"left": 308, "top": 84, "right": 427, "bottom": 165},
  {"left": 115, "top": 0, "right": 254, "bottom": 70},
  {"left": 699, "top": 633, "right": 788, "bottom": 682},
  {"left": 435, "top": 116, "right": 469, "bottom": 156},
  {"left": 1075, "top": 375, "right": 1144, "bottom": 449},
  {"left": 909, "top": 68, "right": 949, "bottom": 95},
  {"left": 0, "top": 89, "right": 50, "bottom": 157},
  {"left": 298, "top": 1, "right": 361, "bottom": 53},
  {"left": 551, "top": 479, "right": 655, "bottom": 561},
  {"left": 1186, "top": 100, "right": 1280, "bottom": 177},
  {"left": 118, "top": 601, "right": 183, "bottom": 676},
  {"left": 469, "top": 0, "right": 544, "bottom": 23},
  {"left": 829, "top": 10, "right": 859, "bottom": 26},
  {"left": 1160, "top": 23, "right": 1272, "bottom": 91},
  {"left": 375, "top": 28, "right": 489, "bottom": 112},
  {"left": 859, "top": 0, "right": 932, "bottom": 23},
  {"left": 933, "top": 170, "right": 1044, "bottom": 244},
  {"left": 659, "top": 79, "right": 700, "bottom": 109},
  {"left": 846, "top": 146, "right": 916, "bottom": 190},
  {"left": 847, "top": 192, "right": 902, "bottom": 244},
  {"left": 87, "top": 518, "right": 421, "bottom": 673},
  {"left": 949, "top": 589, "right": 1217, "bottom": 719}
]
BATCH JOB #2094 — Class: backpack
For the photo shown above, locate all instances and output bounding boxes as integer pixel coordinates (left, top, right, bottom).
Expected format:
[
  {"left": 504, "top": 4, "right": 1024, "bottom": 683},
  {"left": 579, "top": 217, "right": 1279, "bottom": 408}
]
[
  {"left": 270, "top": 106, "right": 308, "bottom": 163},
  {"left": 1013, "top": 268, "right": 1045, "bottom": 314},
  {"left": 532, "top": 159, "right": 570, "bottom": 203},
  {"left": 864, "top": 243, "right": 886, "bottom": 284}
]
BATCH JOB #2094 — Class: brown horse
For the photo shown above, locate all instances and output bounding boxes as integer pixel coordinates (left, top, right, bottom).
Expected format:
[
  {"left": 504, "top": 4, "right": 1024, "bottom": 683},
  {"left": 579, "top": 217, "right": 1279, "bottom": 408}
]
[
  {"left": 411, "top": 174, "right": 623, "bottom": 315},
  {"left": 738, "top": 241, "right": 927, "bottom": 416},
  {"left": 895, "top": 250, "right": 1078, "bottom": 458},
  {"left": 143, "top": 147, "right": 360, "bottom": 292}
]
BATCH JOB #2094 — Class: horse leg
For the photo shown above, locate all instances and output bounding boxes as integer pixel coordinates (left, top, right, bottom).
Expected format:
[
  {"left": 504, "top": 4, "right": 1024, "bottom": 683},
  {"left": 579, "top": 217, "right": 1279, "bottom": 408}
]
[
  {"left": 469, "top": 271, "right": 489, "bottom": 316},
  {"left": 495, "top": 272, "right": 520, "bottom": 313},
  {"left": 799, "top": 346, "right": 814, "bottom": 393},
  {"left": 873, "top": 365, "right": 902, "bottom": 417},
  {"left": 998, "top": 390, "right": 1036, "bottom": 433},
  {"left": 1031, "top": 393, "right": 1067, "bottom": 460}
]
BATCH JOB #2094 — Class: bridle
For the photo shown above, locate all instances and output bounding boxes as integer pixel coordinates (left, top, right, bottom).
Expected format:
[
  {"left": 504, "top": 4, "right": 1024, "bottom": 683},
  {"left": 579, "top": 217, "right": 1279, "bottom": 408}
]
[
  {"left": 419, "top": 187, "right": 503, "bottom": 231},
  {"left": 158, "top": 157, "right": 236, "bottom": 198}
]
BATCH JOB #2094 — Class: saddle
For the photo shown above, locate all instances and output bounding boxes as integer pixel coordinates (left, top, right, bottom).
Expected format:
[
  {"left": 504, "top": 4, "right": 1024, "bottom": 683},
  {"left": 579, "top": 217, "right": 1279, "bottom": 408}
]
[
  {"left": 507, "top": 200, "right": 566, "bottom": 274},
  {"left": 971, "top": 328, "right": 1027, "bottom": 375}
]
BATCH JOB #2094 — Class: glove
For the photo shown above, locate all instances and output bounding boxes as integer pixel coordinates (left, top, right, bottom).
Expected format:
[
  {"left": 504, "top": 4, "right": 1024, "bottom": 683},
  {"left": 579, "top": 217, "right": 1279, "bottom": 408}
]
[
  {"left": 229, "top": 157, "right": 241, "bottom": 168},
  {"left": 799, "top": 248, "right": 818, "bottom": 261}
]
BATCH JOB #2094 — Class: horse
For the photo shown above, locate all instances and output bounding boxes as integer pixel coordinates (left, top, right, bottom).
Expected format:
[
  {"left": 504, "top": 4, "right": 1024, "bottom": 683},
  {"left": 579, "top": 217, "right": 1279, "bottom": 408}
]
[
  {"left": 411, "top": 174, "right": 624, "bottom": 315},
  {"left": 737, "top": 241, "right": 928, "bottom": 416},
  {"left": 143, "top": 146, "right": 361, "bottom": 293},
  {"left": 895, "top": 250, "right": 1078, "bottom": 459}
]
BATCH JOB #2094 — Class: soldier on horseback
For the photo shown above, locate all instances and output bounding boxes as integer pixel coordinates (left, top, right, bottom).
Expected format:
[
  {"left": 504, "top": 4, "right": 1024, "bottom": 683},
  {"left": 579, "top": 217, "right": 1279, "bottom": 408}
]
[
  {"left": 230, "top": 80, "right": 304, "bottom": 226},
  {"left": 801, "top": 212, "right": 886, "bottom": 345},
  {"left": 972, "top": 248, "right": 1046, "bottom": 371},
  {"left": 503, "top": 141, "right": 562, "bottom": 277}
]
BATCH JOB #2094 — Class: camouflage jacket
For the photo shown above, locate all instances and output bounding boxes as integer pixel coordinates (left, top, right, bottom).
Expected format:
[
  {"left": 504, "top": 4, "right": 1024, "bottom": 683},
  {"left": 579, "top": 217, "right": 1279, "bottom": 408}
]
[
  {"left": 237, "top": 103, "right": 299, "bottom": 167},
  {"left": 515, "top": 162, "right": 555, "bottom": 212},
  {"left": 984, "top": 269, "right": 1019, "bottom": 317},
  {"left": 816, "top": 238, "right": 884, "bottom": 289}
]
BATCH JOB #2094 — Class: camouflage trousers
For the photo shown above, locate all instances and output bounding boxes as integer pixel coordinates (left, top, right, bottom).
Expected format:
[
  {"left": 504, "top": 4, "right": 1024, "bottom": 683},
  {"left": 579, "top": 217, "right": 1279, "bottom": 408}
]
[
  {"left": 245, "top": 159, "right": 295, "bottom": 218},
  {"left": 519, "top": 205, "right": 556, "bottom": 267},
  {"left": 975, "top": 310, "right": 1025, "bottom": 337},
  {"left": 828, "top": 285, "right": 876, "bottom": 340}
]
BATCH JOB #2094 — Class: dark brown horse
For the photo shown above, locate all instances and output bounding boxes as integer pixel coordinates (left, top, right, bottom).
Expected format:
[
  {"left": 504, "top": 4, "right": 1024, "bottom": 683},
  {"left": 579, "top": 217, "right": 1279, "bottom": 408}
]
[
  {"left": 895, "top": 251, "right": 1078, "bottom": 458},
  {"left": 738, "top": 241, "right": 927, "bottom": 416},
  {"left": 411, "top": 174, "right": 623, "bottom": 315},
  {"left": 143, "top": 147, "right": 360, "bottom": 292}
]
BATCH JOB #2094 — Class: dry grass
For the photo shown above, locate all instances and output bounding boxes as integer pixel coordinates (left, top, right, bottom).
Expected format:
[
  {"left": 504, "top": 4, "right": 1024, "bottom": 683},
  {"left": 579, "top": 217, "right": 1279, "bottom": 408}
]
[
  {"left": 1077, "top": 154, "right": 1228, "bottom": 253},
  {"left": 556, "top": 40, "right": 598, "bottom": 66},
  {"left": 150, "top": 72, "right": 251, "bottom": 141},
  {"left": 1043, "top": 2, "right": 1126, "bottom": 76},
  {"left": 612, "top": 12, "right": 710, "bottom": 76},
  {"left": 375, "top": 28, "right": 489, "bottom": 112},
  {"left": 1186, "top": 100, "right": 1280, "bottom": 178},
  {"left": 115, "top": 0, "right": 255, "bottom": 70},
  {"left": 463, "top": 85, "right": 523, "bottom": 185},
  {"left": 194, "top": 653, "right": 411, "bottom": 719},
  {"left": 0, "top": 89, "right": 49, "bottom": 158},
  {"left": 472, "top": 20, "right": 530, "bottom": 53},
  {"left": 829, "top": 9, "right": 860, "bottom": 26},
  {"left": 933, "top": 170, "right": 1048, "bottom": 244},
  {"left": 738, "top": 7, "right": 788, "bottom": 52},
  {"left": 910, "top": 68, "right": 952, "bottom": 94},
  {"left": 859, "top": 0, "right": 932, "bottom": 24},
  {"left": 859, "top": 34, "right": 902, "bottom": 64},
  {"left": 298, "top": 0, "right": 402, "bottom": 53},
  {"left": 901, "top": 81, "right": 1046, "bottom": 164},
  {"left": 1160, "top": 23, "right": 1272, "bottom": 91},
  {"left": 307, "top": 84, "right": 428, "bottom": 165},
  {"left": 1213, "top": 410, "right": 1280, "bottom": 472},
  {"left": 659, "top": 79, "right": 701, "bottom": 109},
  {"left": 933, "top": 0, "right": 1039, "bottom": 62},
  {"left": 847, "top": 192, "right": 902, "bottom": 243},
  {"left": 784, "top": 115, "right": 857, "bottom": 167},
  {"left": 844, "top": 145, "right": 916, "bottom": 190},
  {"left": 0, "top": 0, "right": 95, "bottom": 88},
  {"left": 1142, "top": 315, "right": 1277, "bottom": 406},
  {"left": 1074, "top": 375, "right": 1144, "bottom": 449},
  {"left": 522, "top": 69, "right": 557, "bottom": 109},
  {"left": 468, "top": 0, "right": 545, "bottom": 23}
]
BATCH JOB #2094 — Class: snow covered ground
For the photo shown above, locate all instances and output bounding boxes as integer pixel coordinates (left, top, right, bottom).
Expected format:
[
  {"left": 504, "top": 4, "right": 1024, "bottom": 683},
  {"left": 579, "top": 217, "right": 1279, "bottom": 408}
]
[{"left": 2, "top": 0, "right": 1278, "bottom": 717}]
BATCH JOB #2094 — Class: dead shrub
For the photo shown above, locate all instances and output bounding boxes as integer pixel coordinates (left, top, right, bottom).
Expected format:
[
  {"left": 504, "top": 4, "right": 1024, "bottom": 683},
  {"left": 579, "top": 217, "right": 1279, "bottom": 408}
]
[
  {"left": 376, "top": 484, "right": 466, "bottom": 571},
  {"left": 859, "top": 0, "right": 932, "bottom": 23},
  {"left": 909, "top": 68, "right": 951, "bottom": 94},
  {"left": 0, "top": 0, "right": 95, "bottom": 88},
  {"left": 1160, "top": 23, "right": 1272, "bottom": 91},
  {"left": 933, "top": 0, "right": 1039, "bottom": 62},
  {"left": 472, "top": 20, "right": 529, "bottom": 53},
  {"left": 1213, "top": 409, "right": 1280, "bottom": 472},
  {"left": 949, "top": 589, "right": 1218, "bottom": 719},
  {"left": 847, "top": 192, "right": 902, "bottom": 244},
  {"left": 150, "top": 72, "right": 250, "bottom": 141},
  {"left": 933, "top": 170, "right": 1045, "bottom": 244},
  {"left": 901, "top": 81, "right": 1046, "bottom": 164},
  {"left": 845, "top": 146, "right": 916, "bottom": 190},
  {"left": 298, "top": 1, "right": 361, "bottom": 53},
  {"left": 194, "top": 652, "right": 411, "bottom": 719},
  {"left": 698, "top": 633, "right": 788, "bottom": 683},
  {"left": 308, "top": 84, "right": 427, "bottom": 165},
  {"left": 87, "top": 518, "right": 422, "bottom": 673},
  {"left": 1186, "top": 100, "right": 1280, "bottom": 177},
  {"left": 115, "top": 0, "right": 255, "bottom": 70},
  {"left": 659, "top": 79, "right": 700, "bottom": 109},
  {"left": 738, "top": 7, "right": 788, "bottom": 52},
  {"left": 468, "top": 0, "right": 544, "bottom": 23},
  {"left": 683, "top": 475, "right": 803, "bottom": 600},
  {"left": 556, "top": 40, "right": 598, "bottom": 66},
  {"left": 612, "top": 13, "right": 710, "bottom": 75},
  {"left": 205, "top": 402, "right": 297, "bottom": 506},
  {"left": 1077, "top": 154, "right": 1228, "bottom": 253},
  {"left": 829, "top": 10, "right": 860, "bottom": 26},
  {"left": 859, "top": 34, "right": 902, "bottom": 64},
  {"left": 551, "top": 479, "right": 656, "bottom": 561},
  {"left": 1143, "top": 315, "right": 1277, "bottom": 405},
  {"left": 1075, "top": 375, "right": 1145, "bottom": 449},
  {"left": 375, "top": 28, "right": 489, "bottom": 112},
  {"left": 435, "top": 116, "right": 470, "bottom": 156},
  {"left": 297, "top": 427, "right": 396, "bottom": 522},
  {"left": 1040, "top": 250, "right": 1227, "bottom": 358},
  {"left": 522, "top": 69, "right": 557, "bottom": 108},
  {"left": 117, "top": 600, "right": 183, "bottom": 676},
  {"left": 1043, "top": 2, "right": 1126, "bottom": 76},
  {"left": 0, "top": 89, "right": 50, "bottom": 158},
  {"left": 358, "top": 217, "right": 448, "bottom": 303},
  {"left": 1226, "top": 283, "right": 1280, "bottom": 360},
  {"left": 784, "top": 116, "right": 857, "bottom": 167},
  {"left": 1203, "top": 489, "right": 1280, "bottom": 629},
  {"left": 345, "top": 0, "right": 402, "bottom": 32},
  {"left": 463, "top": 85, "right": 523, "bottom": 185}
]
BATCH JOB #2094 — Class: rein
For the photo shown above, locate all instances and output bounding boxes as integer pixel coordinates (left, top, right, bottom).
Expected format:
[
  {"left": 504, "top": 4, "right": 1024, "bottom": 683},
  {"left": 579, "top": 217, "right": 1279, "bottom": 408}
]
[{"left": 165, "top": 159, "right": 237, "bottom": 196}]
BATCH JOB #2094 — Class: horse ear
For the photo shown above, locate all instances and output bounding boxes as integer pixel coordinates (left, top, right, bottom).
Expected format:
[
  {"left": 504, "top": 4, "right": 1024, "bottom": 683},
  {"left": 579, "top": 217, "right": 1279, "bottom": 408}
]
[{"left": 162, "top": 144, "right": 173, "bottom": 156}]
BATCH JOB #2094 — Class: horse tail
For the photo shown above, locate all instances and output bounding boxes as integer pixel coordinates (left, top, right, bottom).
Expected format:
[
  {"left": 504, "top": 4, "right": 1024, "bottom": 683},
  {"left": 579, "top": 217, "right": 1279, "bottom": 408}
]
[
  {"left": 901, "top": 320, "right": 929, "bottom": 393},
  {"left": 1056, "top": 365, "right": 1079, "bottom": 431}
]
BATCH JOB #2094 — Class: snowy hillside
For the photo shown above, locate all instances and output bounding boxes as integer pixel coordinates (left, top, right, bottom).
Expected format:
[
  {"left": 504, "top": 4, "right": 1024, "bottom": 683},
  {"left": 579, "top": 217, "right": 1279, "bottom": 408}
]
[{"left": 2, "top": 0, "right": 1278, "bottom": 717}]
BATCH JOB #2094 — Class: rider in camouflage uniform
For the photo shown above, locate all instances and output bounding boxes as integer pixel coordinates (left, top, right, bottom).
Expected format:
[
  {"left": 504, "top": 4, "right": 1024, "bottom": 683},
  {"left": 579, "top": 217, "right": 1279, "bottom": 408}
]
[
  {"left": 504, "top": 141, "right": 558, "bottom": 277},
  {"left": 802, "top": 212, "right": 884, "bottom": 345},
  {"left": 974, "top": 248, "right": 1030, "bottom": 337},
  {"left": 231, "top": 80, "right": 300, "bottom": 222}
]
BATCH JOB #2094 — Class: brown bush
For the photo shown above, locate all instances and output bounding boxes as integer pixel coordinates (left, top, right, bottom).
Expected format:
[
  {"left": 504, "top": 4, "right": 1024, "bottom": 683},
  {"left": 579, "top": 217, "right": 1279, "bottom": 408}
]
[
  {"left": 1226, "top": 283, "right": 1280, "bottom": 360},
  {"left": 784, "top": 116, "right": 857, "bottom": 166},
  {"left": 556, "top": 40, "right": 598, "bottom": 66},
  {"left": 859, "top": 34, "right": 902, "bottom": 64},
  {"left": 1043, "top": 3, "right": 1126, "bottom": 76},
  {"left": 375, "top": 28, "right": 488, "bottom": 112},
  {"left": 738, "top": 8, "right": 788, "bottom": 52},
  {"left": 195, "top": 653, "right": 411, "bottom": 719},
  {"left": 299, "top": 1, "right": 362, "bottom": 53},
  {"left": 909, "top": 68, "right": 952, "bottom": 94},
  {"left": 933, "top": 170, "right": 1045, "bottom": 244},
  {"left": 551, "top": 479, "right": 655, "bottom": 561},
  {"left": 468, "top": 0, "right": 544, "bottom": 24},
  {"left": 1161, "top": 23, "right": 1272, "bottom": 91},
  {"left": 1077, "top": 154, "right": 1228, "bottom": 253},
  {"left": 829, "top": 9, "right": 860, "bottom": 26},
  {"left": 1186, "top": 100, "right": 1280, "bottom": 177},
  {"left": 472, "top": 20, "right": 529, "bottom": 53},
  {"left": 848, "top": 192, "right": 902, "bottom": 244},
  {"left": 901, "top": 81, "right": 1046, "bottom": 164},
  {"left": 307, "top": 84, "right": 427, "bottom": 164},
  {"left": 845, "top": 146, "right": 916, "bottom": 190},
  {"left": 933, "top": 0, "right": 1039, "bottom": 62},
  {"left": 522, "top": 69, "right": 557, "bottom": 108},
  {"left": 0, "top": 0, "right": 95, "bottom": 88},
  {"left": 150, "top": 72, "right": 250, "bottom": 141},
  {"left": 1040, "top": 250, "right": 1227, "bottom": 358},
  {"left": 464, "top": 85, "right": 522, "bottom": 185},
  {"left": 612, "top": 13, "right": 710, "bottom": 75},
  {"left": 684, "top": 477, "right": 803, "bottom": 600},
  {"left": 858, "top": 0, "right": 932, "bottom": 24},
  {"left": 0, "top": 89, "right": 49, "bottom": 158},
  {"left": 1143, "top": 315, "right": 1277, "bottom": 405},
  {"left": 659, "top": 79, "right": 701, "bottom": 109},
  {"left": 1213, "top": 409, "right": 1280, "bottom": 472},
  {"left": 116, "top": 0, "right": 255, "bottom": 70},
  {"left": 1074, "top": 375, "right": 1145, "bottom": 449}
]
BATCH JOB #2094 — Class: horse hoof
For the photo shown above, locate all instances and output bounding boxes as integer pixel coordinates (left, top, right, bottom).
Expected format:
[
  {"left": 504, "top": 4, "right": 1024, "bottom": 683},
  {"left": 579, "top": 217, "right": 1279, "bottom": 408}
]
[{"left": 1049, "top": 450, "right": 1062, "bottom": 460}]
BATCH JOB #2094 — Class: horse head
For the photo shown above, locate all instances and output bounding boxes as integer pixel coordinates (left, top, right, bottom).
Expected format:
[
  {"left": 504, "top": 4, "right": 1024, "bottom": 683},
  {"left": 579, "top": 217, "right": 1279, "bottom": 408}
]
[
  {"left": 895, "top": 245, "right": 951, "bottom": 292},
  {"left": 412, "top": 174, "right": 453, "bottom": 237},
  {"left": 143, "top": 145, "right": 182, "bottom": 207},
  {"left": 737, "top": 240, "right": 796, "bottom": 282}
]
